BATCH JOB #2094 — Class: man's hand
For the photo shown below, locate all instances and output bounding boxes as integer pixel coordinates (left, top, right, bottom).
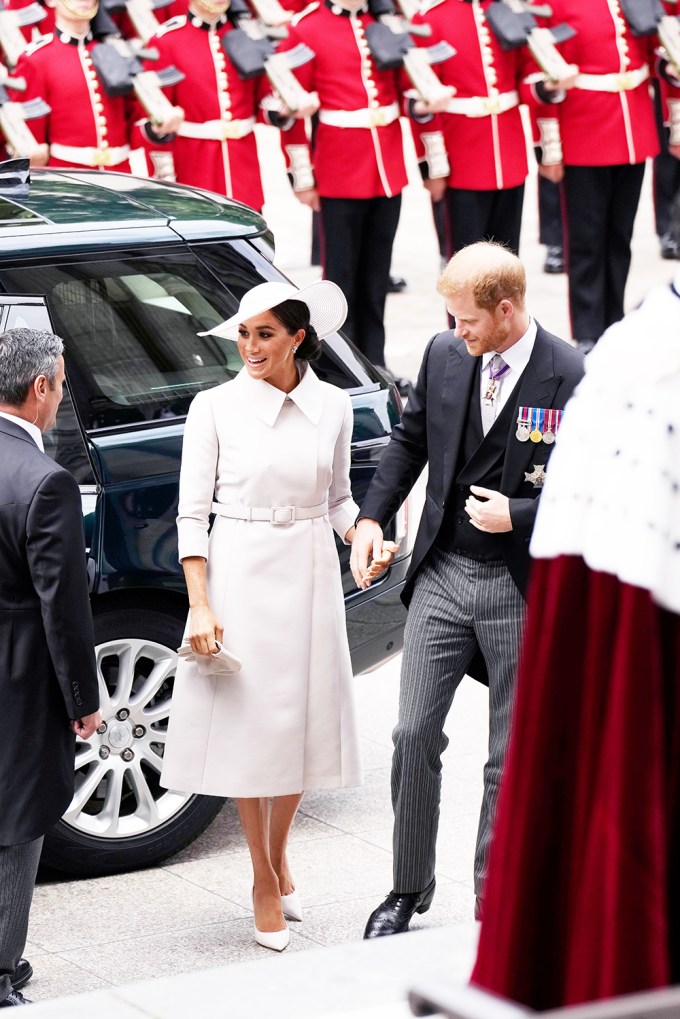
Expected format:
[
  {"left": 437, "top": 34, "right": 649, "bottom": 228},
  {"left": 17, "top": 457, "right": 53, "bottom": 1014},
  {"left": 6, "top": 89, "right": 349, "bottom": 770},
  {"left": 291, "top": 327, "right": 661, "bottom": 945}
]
[
  {"left": 465, "top": 486, "right": 512, "bottom": 532},
  {"left": 538, "top": 161, "right": 564, "bottom": 183},
  {"left": 155, "top": 106, "right": 184, "bottom": 135},
  {"left": 29, "top": 143, "right": 49, "bottom": 167},
  {"left": 295, "top": 187, "right": 320, "bottom": 212},
  {"left": 423, "top": 176, "right": 447, "bottom": 202},
  {"left": 281, "top": 91, "right": 320, "bottom": 119},
  {"left": 542, "top": 64, "right": 579, "bottom": 92},
  {"left": 71, "top": 711, "right": 102, "bottom": 740},
  {"left": 412, "top": 85, "right": 455, "bottom": 117},
  {"left": 350, "top": 518, "right": 384, "bottom": 589}
]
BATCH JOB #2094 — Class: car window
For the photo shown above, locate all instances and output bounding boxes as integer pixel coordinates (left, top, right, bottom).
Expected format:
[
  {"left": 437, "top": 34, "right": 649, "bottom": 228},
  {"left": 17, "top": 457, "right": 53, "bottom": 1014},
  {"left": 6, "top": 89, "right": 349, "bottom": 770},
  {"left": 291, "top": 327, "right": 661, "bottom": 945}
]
[
  {"left": 43, "top": 384, "right": 97, "bottom": 484},
  {"left": 0, "top": 253, "right": 248, "bottom": 432}
]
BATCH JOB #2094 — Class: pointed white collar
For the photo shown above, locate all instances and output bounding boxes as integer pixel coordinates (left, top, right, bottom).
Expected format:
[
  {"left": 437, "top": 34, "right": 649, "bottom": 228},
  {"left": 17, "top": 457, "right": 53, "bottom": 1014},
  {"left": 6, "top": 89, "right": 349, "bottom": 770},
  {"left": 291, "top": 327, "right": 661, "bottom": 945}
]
[{"left": 234, "top": 363, "right": 324, "bottom": 427}]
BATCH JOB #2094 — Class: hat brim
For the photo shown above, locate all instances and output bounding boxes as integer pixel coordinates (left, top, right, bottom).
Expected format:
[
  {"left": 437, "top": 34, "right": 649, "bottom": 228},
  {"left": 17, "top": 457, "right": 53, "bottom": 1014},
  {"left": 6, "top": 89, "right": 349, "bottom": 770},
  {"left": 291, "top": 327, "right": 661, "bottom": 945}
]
[{"left": 198, "top": 279, "right": 347, "bottom": 341}]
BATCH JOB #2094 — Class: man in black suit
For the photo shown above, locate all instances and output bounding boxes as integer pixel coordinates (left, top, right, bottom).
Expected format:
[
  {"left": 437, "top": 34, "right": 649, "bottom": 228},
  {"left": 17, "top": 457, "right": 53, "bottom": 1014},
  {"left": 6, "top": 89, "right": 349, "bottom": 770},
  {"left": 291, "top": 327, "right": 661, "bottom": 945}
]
[
  {"left": 350, "top": 243, "right": 584, "bottom": 936},
  {"left": 0, "top": 328, "right": 100, "bottom": 1007}
]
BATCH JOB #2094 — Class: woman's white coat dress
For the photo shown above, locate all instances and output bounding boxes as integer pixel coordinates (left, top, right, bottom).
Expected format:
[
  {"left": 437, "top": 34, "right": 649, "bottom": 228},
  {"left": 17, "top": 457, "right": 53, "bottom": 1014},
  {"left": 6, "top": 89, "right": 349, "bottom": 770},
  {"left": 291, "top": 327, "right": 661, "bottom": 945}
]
[{"left": 160, "top": 365, "right": 363, "bottom": 797}]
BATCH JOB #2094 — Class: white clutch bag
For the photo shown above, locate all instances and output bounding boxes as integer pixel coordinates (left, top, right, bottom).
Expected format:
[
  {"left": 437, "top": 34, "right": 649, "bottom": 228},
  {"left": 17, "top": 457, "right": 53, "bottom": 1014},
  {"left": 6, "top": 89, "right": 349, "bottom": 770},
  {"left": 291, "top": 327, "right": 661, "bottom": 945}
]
[{"left": 177, "top": 639, "right": 242, "bottom": 676}]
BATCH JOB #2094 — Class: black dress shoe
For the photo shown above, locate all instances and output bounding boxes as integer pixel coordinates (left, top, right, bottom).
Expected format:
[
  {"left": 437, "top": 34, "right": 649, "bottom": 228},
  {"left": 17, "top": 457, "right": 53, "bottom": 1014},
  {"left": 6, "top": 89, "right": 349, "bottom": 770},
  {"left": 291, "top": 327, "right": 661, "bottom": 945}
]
[
  {"left": 543, "top": 245, "right": 564, "bottom": 274},
  {"left": 660, "top": 232, "right": 680, "bottom": 259},
  {"left": 363, "top": 878, "right": 436, "bottom": 938},
  {"left": 10, "top": 961, "right": 31, "bottom": 992},
  {"left": 0, "top": 991, "right": 30, "bottom": 1007},
  {"left": 387, "top": 274, "right": 407, "bottom": 293}
]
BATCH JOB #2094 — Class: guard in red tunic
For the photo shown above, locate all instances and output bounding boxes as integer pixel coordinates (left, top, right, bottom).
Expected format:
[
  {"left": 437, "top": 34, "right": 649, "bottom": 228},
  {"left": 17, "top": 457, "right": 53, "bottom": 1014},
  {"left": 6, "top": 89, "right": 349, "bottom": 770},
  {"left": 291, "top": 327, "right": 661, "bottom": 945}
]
[
  {"left": 276, "top": 0, "right": 449, "bottom": 370},
  {"left": 536, "top": 0, "right": 680, "bottom": 349},
  {"left": 12, "top": 0, "right": 179, "bottom": 170},
  {"left": 139, "top": 0, "right": 313, "bottom": 211},
  {"left": 409, "top": 0, "right": 563, "bottom": 258}
]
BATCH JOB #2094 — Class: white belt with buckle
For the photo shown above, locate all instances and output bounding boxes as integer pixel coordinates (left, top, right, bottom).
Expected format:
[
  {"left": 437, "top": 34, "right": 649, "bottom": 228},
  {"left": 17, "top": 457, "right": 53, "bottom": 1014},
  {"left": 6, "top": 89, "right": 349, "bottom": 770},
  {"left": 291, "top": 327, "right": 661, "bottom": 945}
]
[
  {"left": 50, "top": 143, "right": 131, "bottom": 167},
  {"left": 444, "top": 90, "right": 520, "bottom": 118},
  {"left": 575, "top": 65, "right": 649, "bottom": 93},
  {"left": 212, "top": 501, "right": 329, "bottom": 525},
  {"left": 318, "top": 103, "right": 400, "bottom": 129},
  {"left": 177, "top": 117, "right": 256, "bottom": 141}
]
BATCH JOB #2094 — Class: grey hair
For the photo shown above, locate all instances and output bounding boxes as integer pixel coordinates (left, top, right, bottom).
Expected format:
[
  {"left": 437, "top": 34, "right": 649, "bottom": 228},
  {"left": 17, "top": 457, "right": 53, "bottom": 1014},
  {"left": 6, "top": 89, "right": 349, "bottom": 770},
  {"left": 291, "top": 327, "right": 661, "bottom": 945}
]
[{"left": 0, "top": 328, "right": 64, "bottom": 406}]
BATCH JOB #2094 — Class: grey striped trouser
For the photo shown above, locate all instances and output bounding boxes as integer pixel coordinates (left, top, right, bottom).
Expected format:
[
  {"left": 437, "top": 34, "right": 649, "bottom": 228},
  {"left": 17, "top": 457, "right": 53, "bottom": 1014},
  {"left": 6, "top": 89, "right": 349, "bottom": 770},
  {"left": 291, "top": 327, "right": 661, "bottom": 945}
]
[
  {"left": 0, "top": 836, "right": 43, "bottom": 1002},
  {"left": 392, "top": 548, "right": 525, "bottom": 897}
]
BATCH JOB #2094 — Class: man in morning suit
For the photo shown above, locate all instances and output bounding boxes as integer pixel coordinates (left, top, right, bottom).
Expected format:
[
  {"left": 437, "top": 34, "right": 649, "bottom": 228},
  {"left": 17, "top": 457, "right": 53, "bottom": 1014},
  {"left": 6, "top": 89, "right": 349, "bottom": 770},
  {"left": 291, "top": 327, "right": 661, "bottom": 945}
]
[
  {"left": 0, "top": 329, "right": 100, "bottom": 1007},
  {"left": 350, "top": 243, "right": 584, "bottom": 935}
]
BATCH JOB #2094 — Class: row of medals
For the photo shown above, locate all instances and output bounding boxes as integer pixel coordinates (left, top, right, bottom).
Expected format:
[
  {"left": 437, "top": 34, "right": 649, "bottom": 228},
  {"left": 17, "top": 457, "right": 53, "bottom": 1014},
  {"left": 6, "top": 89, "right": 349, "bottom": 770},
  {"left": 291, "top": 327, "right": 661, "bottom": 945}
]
[{"left": 516, "top": 417, "right": 555, "bottom": 445}]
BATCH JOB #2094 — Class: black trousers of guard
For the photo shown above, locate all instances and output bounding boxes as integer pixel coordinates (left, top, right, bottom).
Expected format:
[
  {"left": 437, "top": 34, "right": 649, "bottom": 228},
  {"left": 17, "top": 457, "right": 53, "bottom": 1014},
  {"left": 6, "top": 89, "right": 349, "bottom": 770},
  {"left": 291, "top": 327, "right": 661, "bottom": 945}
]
[
  {"left": 652, "top": 79, "right": 680, "bottom": 239},
  {"left": 444, "top": 184, "right": 524, "bottom": 257},
  {"left": 654, "top": 129, "right": 680, "bottom": 238},
  {"left": 534, "top": 148, "right": 564, "bottom": 249},
  {"left": 563, "top": 162, "right": 645, "bottom": 342},
  {"left": 320, "top": 194, "right": 402, "bottom": 368}
]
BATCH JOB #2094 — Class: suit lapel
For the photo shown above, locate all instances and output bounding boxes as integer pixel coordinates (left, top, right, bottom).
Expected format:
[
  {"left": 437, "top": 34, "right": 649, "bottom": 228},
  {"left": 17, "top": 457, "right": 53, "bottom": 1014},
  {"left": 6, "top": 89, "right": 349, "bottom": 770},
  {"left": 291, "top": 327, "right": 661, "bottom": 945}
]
[
  {"left": 440, "top": 341, "right": 480, "bottom": 501},
  {"left": 500, "top": 326, "right": 562, "bottom": 492}
]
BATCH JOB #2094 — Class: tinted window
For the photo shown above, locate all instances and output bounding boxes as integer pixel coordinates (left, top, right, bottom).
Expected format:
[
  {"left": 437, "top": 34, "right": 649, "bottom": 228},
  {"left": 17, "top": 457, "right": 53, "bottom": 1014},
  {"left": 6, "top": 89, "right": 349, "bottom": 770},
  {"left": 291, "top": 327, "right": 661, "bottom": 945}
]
[{"left": 0, "top": 253, "right": 248, "bottom": 432}]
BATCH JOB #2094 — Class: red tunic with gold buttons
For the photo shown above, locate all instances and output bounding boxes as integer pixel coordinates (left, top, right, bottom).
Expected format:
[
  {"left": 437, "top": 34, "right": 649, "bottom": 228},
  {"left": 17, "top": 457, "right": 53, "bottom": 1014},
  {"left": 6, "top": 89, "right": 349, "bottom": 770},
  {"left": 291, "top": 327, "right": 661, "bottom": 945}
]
[
  {"left": 276, "top": 1, "right": 409, "bottom": 200},
  {"left": 13, "top": 29, "right": 133, "bottom": 170},
  {"left": 141, "top": 14, "right": 271, "bottom": 210},
  {"left": 410, "top": 0, "right": 533, "bottom": 192},
  {"left": 541, "top": 0, "right": 661, "bottom": 165}
]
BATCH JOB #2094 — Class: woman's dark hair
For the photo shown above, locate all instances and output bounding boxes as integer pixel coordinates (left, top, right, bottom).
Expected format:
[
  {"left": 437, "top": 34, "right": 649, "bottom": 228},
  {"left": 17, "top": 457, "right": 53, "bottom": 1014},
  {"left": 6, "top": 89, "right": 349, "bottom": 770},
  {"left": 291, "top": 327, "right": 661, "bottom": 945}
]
[{"left": 270, "top": 298, "right": 322, "bottom": 362}]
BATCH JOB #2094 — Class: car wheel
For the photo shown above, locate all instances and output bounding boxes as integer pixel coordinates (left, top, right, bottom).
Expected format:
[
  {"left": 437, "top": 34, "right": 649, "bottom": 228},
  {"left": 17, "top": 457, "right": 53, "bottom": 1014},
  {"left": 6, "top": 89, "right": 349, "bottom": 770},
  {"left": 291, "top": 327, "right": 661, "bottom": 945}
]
[{"left": 41, "top": 605, "right": 224, "bottom": 877}]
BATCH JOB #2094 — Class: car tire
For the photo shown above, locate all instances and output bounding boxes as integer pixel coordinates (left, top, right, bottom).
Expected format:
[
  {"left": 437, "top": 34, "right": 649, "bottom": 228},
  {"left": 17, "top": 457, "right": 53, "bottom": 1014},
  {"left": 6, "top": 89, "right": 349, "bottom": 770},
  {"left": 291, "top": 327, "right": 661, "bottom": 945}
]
[{"left": 41, "top": 604, "right": 224, "bottom": 877}]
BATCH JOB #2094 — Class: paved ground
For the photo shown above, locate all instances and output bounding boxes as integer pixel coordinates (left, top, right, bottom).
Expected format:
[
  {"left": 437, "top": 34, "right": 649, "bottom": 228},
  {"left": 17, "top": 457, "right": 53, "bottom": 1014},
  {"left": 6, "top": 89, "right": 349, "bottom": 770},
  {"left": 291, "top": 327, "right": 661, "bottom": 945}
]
[{"left": 25, "top": 122, "right": 676, "bottom": 1008}]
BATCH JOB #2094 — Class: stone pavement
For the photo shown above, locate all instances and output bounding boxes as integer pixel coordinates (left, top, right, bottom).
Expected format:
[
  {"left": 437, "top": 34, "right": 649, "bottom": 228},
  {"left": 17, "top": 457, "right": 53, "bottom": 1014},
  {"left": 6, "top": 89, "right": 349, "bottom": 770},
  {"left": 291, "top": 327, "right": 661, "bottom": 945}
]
[{"left": 24, "top": 123, "right": 676, "bottom": 1011}]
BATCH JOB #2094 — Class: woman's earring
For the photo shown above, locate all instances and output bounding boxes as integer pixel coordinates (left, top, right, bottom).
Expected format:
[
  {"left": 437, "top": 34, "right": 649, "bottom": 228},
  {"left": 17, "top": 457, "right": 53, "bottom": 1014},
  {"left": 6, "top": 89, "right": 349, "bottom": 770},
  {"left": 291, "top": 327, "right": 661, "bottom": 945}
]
[{"left": 292, "top": 346, "right": 298, "bottom": 354}]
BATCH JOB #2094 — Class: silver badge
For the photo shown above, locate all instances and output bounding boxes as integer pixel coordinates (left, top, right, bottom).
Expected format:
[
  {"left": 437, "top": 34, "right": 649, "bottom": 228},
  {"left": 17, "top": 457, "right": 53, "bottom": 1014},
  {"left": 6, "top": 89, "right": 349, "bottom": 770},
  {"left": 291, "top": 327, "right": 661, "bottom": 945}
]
[{"left": 524, "top": 464, "right": 547, "bottom": 489}]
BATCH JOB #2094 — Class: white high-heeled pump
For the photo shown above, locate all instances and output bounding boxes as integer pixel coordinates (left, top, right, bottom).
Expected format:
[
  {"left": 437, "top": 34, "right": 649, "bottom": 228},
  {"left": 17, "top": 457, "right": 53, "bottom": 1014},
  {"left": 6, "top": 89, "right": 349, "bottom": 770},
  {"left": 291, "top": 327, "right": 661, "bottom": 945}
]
[
  {"left": 281, "top": 889, "right": 303, "bottom": 923},
  {"left": 252, "top": 888, "right": 290, "bottom": 951},
  {"left": 253, "top": 922, "right": 290, "bottom": 952}
]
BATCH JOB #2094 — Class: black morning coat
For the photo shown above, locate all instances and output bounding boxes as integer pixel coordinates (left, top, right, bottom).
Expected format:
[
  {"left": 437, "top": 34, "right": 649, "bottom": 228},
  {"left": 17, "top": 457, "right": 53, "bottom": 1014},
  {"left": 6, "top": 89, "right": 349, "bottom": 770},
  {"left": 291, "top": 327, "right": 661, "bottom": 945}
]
[
  {"left": 0, "top": 414, "right": 99, "bottom": 846},
  {"left": 360, "top": 325, "right": 586, "bottom": 678}
]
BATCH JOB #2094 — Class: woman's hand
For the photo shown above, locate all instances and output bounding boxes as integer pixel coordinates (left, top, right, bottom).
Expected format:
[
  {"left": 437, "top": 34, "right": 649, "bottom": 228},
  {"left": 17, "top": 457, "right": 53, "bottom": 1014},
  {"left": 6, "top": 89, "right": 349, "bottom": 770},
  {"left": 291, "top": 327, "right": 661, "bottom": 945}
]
[
  {"left": 187, "top": 604, "right": 224, "bottom": 656},
  {"left": 363, "top": 541, "right": 400, "bottom": 583}
]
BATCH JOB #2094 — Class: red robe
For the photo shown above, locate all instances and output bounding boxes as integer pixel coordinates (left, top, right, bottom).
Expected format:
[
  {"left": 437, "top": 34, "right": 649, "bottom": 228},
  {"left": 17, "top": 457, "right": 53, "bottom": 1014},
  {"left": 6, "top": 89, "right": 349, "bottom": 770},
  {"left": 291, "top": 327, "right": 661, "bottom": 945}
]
[{"left": 472, "top": 281, "right": 680, "bottom": 1009}]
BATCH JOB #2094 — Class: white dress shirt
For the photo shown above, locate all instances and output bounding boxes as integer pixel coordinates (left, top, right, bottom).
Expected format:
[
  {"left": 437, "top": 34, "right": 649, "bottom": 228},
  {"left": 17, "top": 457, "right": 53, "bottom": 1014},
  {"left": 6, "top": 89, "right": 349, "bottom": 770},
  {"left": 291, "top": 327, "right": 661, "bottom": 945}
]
[
  {"left": 0, "top": 411, "right": 44, "bottom": 451},
  {"left": 479, "top": 318, "right": 537, "bottom": 426}
]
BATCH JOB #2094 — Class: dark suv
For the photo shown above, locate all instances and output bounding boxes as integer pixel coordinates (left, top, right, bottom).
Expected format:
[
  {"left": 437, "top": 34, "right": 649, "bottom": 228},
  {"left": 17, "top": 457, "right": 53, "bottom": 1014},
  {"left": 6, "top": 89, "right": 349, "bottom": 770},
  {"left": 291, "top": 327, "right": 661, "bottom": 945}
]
[{"left": 0, "top": 169, "right": 410, "bottom": 876}]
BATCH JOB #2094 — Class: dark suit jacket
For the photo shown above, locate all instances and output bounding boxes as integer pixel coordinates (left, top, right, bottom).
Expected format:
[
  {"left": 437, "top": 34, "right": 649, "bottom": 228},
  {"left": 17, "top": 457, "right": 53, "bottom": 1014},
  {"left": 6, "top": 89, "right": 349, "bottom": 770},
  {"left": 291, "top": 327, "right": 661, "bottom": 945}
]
[
  {"left": 361, "top": 324, "right": 585, "bottom": 608},
  {"left": 0, "top": 414, "right": 99, "bottom": 846}
]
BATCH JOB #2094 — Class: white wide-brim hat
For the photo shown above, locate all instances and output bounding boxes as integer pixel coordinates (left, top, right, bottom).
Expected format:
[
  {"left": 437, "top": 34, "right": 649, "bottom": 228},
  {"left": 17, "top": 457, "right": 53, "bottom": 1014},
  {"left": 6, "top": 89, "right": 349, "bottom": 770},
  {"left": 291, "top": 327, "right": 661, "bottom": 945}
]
[{"left": 198, "top": 280, "right": 347, "bottom": 340}]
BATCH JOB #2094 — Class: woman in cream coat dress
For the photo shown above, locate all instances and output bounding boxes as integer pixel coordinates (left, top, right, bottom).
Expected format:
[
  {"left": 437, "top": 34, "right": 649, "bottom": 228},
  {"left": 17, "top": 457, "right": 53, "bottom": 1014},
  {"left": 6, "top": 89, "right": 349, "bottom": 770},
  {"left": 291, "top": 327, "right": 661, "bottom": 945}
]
[{"left": 161, "top": 280, "right": 394, "bottom": 952}]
